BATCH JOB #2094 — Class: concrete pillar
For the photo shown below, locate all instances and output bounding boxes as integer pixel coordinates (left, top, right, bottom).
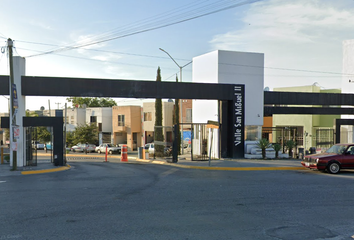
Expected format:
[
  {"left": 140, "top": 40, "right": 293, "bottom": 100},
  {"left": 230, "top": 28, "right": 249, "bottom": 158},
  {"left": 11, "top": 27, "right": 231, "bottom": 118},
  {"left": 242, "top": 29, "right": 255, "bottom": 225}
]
[{"left": 9, "top": 57, "right": 26, "bottom": 167}]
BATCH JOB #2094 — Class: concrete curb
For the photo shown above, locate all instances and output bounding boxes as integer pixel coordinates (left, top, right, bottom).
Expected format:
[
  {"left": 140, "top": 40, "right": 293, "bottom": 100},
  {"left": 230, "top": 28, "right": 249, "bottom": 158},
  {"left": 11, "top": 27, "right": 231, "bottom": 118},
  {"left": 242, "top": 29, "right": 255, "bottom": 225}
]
[{"left": 21, "top": 164, "right": 71, "bottom": 175}]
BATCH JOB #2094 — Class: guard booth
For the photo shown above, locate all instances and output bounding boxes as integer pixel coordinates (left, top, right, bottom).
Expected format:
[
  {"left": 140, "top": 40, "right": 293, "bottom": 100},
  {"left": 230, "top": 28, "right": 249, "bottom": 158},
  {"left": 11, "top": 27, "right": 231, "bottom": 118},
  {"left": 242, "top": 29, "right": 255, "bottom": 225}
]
[{"left": 1, "top": 116, "right": 65, "bottom": 166}]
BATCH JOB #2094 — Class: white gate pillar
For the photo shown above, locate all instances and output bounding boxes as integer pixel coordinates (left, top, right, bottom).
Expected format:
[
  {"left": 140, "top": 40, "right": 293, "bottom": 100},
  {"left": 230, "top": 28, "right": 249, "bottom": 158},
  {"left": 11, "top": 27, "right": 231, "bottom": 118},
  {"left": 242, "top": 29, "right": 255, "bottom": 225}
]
[{"left": 9, "top": 57, "right": 26, "bottom": 168}]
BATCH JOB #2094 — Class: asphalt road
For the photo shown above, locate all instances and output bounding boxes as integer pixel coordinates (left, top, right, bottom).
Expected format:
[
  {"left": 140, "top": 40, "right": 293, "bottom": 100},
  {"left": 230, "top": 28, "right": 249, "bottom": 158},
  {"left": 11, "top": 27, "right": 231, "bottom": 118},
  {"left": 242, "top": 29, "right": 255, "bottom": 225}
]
[{"left": 1, "top": 161, "right": 354, "bottom": 239}]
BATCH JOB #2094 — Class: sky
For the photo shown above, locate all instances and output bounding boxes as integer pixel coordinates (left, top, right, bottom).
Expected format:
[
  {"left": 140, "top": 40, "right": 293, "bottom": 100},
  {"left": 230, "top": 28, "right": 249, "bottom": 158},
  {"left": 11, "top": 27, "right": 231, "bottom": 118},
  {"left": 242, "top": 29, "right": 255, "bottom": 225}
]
[{"left": 1, "top": 0, "right": 354, "bottom": 113}]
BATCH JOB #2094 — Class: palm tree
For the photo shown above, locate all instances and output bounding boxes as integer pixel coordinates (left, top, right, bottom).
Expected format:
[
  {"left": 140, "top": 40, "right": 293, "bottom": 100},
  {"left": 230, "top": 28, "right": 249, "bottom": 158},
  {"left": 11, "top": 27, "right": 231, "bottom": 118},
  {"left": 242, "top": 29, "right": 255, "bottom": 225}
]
[
  {"left": 285, "top": 140, "right": 296, "bottom": 158},
  {"left": 272, "top": 143, "right": 281, "bottom": 159},
  {"left": 256, "top": 138, "right": 272, "bottom": 159}
]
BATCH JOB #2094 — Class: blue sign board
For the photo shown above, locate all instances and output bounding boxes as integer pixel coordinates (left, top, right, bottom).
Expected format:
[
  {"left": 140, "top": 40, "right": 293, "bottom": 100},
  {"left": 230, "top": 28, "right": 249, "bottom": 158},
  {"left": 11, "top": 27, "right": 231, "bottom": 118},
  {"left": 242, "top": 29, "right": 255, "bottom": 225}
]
[{"left": 12, "top": 83, "right": 18, "bottom": 109}]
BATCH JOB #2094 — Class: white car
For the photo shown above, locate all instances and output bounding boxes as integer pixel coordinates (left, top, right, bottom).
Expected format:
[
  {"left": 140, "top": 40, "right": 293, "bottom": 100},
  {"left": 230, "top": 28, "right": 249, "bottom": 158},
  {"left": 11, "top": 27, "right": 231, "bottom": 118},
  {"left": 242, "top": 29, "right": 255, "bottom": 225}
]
[
  {"left": 144, "top": 143, "right": 154, "bottom": 154},
  {"left": 96, "top": 144, "right": 121, "bottom": 154},
  {"left": 32, "top": 141, "right": 45, "bottom": 150},
  {"left": 71, "top": 144, "right": 96, "bottom": 153}
]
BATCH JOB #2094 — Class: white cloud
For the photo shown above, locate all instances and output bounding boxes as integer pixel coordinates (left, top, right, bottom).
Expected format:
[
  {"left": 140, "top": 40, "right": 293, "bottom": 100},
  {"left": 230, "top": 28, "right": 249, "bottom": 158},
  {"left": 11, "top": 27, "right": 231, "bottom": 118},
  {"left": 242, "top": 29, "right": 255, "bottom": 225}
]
[
  {"left": 29, "top": 20, "right": 52, "bottom": 30},
  {"left": 210, "top": 0, "right": 354, "bottom": 89}
]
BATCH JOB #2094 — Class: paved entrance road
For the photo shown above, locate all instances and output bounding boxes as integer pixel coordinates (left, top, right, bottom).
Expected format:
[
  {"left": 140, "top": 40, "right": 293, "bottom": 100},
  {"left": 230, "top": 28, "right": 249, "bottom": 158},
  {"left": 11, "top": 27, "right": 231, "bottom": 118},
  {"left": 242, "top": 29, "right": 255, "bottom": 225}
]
[{"left": 1, "top": 161, "right": 354, "bottom": 239}]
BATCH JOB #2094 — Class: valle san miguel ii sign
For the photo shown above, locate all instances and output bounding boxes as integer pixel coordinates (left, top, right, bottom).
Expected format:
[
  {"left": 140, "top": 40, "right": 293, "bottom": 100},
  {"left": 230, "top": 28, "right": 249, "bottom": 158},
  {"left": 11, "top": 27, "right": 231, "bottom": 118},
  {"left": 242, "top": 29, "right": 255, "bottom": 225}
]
[{"left": 233, "top": 85, "right": 245, "bottom": 158}]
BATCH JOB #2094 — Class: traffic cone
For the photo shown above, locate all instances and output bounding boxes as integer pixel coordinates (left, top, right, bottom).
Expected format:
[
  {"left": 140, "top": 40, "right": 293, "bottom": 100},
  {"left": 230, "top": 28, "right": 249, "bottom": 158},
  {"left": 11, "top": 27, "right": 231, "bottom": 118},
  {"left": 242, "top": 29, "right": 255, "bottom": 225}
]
[{"left": 121, "top": 145, "right": 128, "bottom": 162}]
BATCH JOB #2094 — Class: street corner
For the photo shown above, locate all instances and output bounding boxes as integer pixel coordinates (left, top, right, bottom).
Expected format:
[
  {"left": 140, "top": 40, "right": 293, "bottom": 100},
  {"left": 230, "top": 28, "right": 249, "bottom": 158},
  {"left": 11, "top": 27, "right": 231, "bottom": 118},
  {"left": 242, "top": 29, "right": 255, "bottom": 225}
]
[{"left": 21, "top": 164, "right": 71, "bottom": 175}]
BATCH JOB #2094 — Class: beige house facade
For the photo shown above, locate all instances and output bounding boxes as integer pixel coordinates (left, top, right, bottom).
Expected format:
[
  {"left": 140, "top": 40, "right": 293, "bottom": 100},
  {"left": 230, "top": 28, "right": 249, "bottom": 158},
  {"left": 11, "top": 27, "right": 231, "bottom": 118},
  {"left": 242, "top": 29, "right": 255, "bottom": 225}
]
[
  {"left": 142, "top": 101, "right": 174, "bottom": 145},
  {"left": 112, "top": 106, "right": 142, "bottom": 151}
]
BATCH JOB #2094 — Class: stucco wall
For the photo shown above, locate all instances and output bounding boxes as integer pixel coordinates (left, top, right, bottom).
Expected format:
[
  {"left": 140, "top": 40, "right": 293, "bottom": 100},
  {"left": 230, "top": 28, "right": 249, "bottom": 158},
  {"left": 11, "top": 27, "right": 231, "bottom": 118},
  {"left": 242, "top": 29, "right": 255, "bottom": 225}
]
[{"left": 192, "top": 50, "right": 264, "bottom": 126}]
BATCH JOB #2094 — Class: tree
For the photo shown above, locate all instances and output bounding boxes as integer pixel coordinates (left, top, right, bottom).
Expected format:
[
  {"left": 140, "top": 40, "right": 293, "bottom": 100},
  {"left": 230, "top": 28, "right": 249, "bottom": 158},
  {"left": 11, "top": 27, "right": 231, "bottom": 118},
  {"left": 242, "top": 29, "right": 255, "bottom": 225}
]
[
  {"left": 154, "top": 67, "right": 164, "bottom": 157},
  {"left": 66, "top": 97, "right": 117, "bottom": 108},
  {"left": 72, "top": 123, "right": 98, "bottom": 145},
  {"left": 66, "top": 131, "right": 75, "bottom": 148},
  {"left": 173, "top": 74, "right": 181, "bottom": 155},
  {"left": 37, "top": 127, "right": 51, "bottom": 143},
  {"left": 256, "top": 138, "right": 271, "bottom": 159},
  {"left": 285, "top": 140, "right": 296, "bottom": 158},
  {"left": 272, "top": 143, "right": 282, "bottom": 159}
]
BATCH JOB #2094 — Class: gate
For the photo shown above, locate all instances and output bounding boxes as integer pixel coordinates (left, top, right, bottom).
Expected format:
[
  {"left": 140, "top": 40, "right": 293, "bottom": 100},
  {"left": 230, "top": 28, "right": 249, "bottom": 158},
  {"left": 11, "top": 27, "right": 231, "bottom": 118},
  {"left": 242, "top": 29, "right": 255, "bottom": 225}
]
[
  {"left": 25, "top": 127, "right": 37, "bottom": 166},
  {"left": 315, "top": 128, "right": 334, "bottom": 151}
]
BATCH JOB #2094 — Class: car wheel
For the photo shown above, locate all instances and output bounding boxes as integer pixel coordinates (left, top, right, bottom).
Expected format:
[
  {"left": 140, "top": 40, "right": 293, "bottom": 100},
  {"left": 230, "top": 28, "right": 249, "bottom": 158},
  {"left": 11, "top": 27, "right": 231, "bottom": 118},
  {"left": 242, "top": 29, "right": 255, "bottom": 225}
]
[
  {"left": 109, "top": 150, "right": 113, "bottom": 154},
  {"left": 327, "top": 162, "right": 340, "bottom": 174},
  {"left": 98, "top": 150, "right": 101, "bottom": 154}
]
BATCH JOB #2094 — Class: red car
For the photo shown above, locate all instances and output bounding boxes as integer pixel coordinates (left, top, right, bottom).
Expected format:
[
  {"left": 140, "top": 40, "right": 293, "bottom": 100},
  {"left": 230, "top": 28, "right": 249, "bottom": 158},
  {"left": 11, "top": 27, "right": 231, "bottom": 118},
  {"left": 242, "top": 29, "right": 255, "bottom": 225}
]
[{"left": 301, "top": 143, "right": 354, "bottom": 174}]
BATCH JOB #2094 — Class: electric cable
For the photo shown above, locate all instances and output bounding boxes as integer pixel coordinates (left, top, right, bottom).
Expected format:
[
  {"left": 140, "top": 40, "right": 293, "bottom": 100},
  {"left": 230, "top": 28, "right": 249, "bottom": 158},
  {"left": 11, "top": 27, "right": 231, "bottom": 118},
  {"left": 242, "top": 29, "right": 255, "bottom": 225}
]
[{"left": 25, "top": 0, "right": 260, "bottom": 58}]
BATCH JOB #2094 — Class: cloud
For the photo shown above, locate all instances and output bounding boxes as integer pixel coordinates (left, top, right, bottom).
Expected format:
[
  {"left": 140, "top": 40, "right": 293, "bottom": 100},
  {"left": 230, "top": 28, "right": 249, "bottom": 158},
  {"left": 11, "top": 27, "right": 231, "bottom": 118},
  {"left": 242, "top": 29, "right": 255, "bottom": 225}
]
[
  {"left": 210, "top": 0, "right": 354, "bottom": 89},
  {"left": 29, "top": 20, "right": 52, "bottom": 30}
]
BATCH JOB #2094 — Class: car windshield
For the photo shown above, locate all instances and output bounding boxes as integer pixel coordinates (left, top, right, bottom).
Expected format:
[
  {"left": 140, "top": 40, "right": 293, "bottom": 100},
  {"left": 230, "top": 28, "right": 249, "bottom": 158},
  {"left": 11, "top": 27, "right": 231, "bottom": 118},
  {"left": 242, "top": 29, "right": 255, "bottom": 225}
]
[{"left": 326, "top": 145, "right": 347, "bottom": 154}]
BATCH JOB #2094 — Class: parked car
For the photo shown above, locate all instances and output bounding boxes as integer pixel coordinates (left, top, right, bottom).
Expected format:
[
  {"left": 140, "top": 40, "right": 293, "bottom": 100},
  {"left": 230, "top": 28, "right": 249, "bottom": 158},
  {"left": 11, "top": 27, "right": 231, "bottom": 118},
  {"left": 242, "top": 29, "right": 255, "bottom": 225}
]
[
  {"left": 145, "top": 143, "right": 172, "bottom": 156},
  {"left": 71, "top": 143, "right": 96, "bottom": 153},
  {"left": 147, "top": 143, "right": 154, "bottom": 155},
  {"left": 301, "top": 143, "right": 354, "bottom": 174},
  {"left": 96, "top": 143, "right": 121, "bottom": 154},
  {"left": 32, "top": 141, "right": 45, "bottom": 150},
  {"left": 44, "top": 142, "right": 52, "bottom": 151}
]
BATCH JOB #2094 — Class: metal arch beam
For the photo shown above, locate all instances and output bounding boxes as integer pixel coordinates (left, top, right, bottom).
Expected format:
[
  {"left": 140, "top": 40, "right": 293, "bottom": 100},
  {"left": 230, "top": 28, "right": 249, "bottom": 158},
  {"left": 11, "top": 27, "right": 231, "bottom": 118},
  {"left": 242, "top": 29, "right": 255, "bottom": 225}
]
[
  {"left": 21, "top": 76, "right": 234, "bottom": 100},
  {"left": 0, "top": 76, "right": 9, "bottom": 95},
  {"left": 264, "top": 106, "right": 354, "bottom": 116},
  {"left": 1, "top": 75, "right": 245, "bottom": 159},
  {"left": 264, "top": 91, "right": 354, "bottom": 106}
]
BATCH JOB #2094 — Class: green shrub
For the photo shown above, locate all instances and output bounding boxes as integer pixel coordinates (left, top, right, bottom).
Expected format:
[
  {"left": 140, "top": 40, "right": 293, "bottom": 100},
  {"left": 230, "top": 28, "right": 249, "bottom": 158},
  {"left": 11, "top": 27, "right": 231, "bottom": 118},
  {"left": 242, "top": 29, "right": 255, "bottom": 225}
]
[
  {"left": 256, "top": 139, "right": 271, "bottom": 159},
  {"left": 272, "top": 143, "right": 281, "bottom": 159},
  {"left": 285, "top": 140, "right": 296, "bottom": 157}
]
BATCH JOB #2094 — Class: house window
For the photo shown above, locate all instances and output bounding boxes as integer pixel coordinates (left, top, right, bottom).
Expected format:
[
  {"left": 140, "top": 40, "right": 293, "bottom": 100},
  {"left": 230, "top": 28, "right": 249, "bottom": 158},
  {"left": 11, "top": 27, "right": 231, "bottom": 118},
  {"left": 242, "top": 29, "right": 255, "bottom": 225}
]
[
  {"left": 90, "top": 116, "right": 97, "bottom": 123},
  {"left": 186, "top": 108, "right": 192, "bottom": 123},
  {"left": 144, "top": 112, "right": 152, "bottom": 121},
  {"left": 118, "top": 115, "right": 125, "bottom": 126}
]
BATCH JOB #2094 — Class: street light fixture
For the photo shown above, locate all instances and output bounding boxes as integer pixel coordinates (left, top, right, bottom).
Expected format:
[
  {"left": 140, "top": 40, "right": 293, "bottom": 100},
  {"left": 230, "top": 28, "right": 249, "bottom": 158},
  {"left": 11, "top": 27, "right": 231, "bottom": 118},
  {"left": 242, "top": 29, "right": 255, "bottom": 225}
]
[{"left": 159, "top": 48, "right": 191, "bottom": 154}]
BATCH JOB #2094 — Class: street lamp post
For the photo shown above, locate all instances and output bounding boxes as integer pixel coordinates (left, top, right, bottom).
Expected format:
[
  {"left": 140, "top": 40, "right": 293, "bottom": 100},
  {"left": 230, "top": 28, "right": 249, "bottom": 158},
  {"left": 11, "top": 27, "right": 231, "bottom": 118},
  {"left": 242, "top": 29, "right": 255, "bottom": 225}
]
[{"left": 159, "top": 48, "right": 191, "bottom": 154}]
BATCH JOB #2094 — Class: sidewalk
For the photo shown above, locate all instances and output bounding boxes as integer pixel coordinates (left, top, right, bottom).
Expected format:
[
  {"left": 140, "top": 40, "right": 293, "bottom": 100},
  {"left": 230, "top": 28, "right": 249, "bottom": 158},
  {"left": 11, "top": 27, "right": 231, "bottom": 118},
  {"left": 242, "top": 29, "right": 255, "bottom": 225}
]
[{"left": 0, "top": 153, "right": 305, "bottom": 176}]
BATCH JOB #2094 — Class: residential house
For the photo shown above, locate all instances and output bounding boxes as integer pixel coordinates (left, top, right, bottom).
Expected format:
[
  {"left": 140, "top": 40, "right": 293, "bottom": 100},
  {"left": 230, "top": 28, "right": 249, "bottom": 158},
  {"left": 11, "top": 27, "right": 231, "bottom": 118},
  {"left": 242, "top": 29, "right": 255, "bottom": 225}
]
[
  {"left": 86, "top": 107, "right": 112, "bottom": 144},
  {"left": 272, "top": 84, "right": 341, "bottom": 151},
  {"left": 112, "top": 106, "right": 142, "bottom": 151},
  {"left": 142, "top": 101, "right": 174, "bottom": 145}
]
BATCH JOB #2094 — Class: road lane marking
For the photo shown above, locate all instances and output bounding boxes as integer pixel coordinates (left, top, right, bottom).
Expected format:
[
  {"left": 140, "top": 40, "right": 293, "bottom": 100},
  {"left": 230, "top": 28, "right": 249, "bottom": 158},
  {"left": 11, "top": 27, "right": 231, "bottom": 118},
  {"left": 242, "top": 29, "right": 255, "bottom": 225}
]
[{"left": 160, "top": 168, "right": 179, "bottom": 177}]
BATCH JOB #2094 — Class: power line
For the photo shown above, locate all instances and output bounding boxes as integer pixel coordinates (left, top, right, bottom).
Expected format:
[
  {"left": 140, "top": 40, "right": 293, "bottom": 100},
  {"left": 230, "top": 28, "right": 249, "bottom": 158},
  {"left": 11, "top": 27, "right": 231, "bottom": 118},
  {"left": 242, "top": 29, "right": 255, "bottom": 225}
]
[
  {"left": 25, "top": 0, "right": 260, "bottom": 58},
  {"left": 16, "top": 42, "right": 190, "bottom": 61}
]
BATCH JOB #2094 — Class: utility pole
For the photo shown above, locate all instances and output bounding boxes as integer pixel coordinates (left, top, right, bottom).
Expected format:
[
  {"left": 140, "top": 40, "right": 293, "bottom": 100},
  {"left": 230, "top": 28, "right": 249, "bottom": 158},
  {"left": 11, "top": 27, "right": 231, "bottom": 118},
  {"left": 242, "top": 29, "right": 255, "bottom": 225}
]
[{"left": 7, "top": 38, "right": 16, "bottom": 170}]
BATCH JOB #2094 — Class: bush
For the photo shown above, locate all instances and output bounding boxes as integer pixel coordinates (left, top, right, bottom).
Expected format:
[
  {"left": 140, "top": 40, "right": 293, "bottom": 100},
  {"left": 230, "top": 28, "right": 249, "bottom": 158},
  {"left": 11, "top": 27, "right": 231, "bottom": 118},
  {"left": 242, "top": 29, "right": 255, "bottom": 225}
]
[
  {"left": 256, "top": 139, "right": 271, "bottom": 159},
  {"left": 285, "top": 140, "right": 296, "bottom": 157},
  {"left": 272, "top": 143, "right": 281, "bottom": 159}
]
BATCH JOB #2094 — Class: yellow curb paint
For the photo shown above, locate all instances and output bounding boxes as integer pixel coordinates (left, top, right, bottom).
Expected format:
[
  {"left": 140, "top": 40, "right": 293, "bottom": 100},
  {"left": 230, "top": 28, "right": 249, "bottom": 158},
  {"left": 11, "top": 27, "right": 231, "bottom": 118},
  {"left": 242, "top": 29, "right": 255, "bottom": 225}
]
[
  {"left": 21, "top": 164, "right": 71, "bottom": 175},
  {"left": 174, "top": 166, "right": 306, "bottom": 171},
  {"left": 136, "top": 159, "right": 305, "bottom": 171}
]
